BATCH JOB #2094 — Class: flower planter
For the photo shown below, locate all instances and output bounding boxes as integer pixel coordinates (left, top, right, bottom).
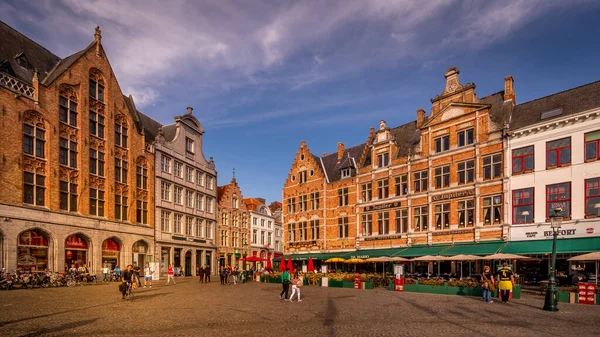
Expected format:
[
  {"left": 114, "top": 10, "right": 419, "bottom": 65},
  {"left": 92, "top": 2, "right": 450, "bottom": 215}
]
[
  {"left": 512, "top": 285, "right": 521, "bottom": 299},
  {"left": 329, "top": 280, "right": 343, "bottom": 288},
  {"left": 417, "top": 284, "right": 446, "bottom": 294},
  {"left": 404, "top": 284, "right": 418, "bottom": 293},
  {"left": 303, "top": 277, "right": 309, "bottom": 286},
  {"left": 365, "top": 280, "right": 374, "bottom": 290},
  {"left": 343, "top": 280, "right": 355, "bottom": 289},
  {"left": 557, "top": 291, "right": 570, "bottom": 303}
]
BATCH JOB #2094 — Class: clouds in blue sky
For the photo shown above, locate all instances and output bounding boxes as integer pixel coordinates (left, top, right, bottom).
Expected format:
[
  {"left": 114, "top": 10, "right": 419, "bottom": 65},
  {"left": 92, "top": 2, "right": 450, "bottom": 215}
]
[{"left": 2, "top": 0, "right": 599, "bottom": 202}]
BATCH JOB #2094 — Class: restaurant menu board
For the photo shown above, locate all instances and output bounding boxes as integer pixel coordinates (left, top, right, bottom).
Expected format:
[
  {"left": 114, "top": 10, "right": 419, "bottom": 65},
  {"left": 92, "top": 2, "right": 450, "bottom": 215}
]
[
  {"left": 354, "top": 275, "right": 362, "bottom": 289},
  {"left": 578, "top": 282, "right": 596, "bottom": 305},
  {"left": 394, "top": 276, "right": 404, "bottom": 292}
]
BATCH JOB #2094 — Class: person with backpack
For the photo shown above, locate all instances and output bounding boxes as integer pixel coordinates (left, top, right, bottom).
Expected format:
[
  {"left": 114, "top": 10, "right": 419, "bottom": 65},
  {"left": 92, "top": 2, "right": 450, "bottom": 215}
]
[{"left": 279, "top": 268, "right": 291, "bottom": 300}]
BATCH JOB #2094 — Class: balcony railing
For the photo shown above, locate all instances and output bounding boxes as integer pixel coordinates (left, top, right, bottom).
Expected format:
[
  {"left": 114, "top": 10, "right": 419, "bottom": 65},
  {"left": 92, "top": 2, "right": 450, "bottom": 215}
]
[{"left": 0, "top": 72, "right": 34, "bottom": 99}]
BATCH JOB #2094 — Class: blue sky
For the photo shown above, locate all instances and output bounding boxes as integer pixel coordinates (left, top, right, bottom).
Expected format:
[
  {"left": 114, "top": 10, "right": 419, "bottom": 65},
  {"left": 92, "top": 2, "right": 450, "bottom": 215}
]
[{"left": 2, "top": 1, "right": 600, "bottom": 203}]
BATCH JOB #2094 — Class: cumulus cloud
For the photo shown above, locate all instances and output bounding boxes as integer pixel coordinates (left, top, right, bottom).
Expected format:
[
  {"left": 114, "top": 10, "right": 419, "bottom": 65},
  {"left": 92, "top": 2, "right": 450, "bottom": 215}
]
[{"left": 0, "top": 0, "right": 581, "bottom": 112}]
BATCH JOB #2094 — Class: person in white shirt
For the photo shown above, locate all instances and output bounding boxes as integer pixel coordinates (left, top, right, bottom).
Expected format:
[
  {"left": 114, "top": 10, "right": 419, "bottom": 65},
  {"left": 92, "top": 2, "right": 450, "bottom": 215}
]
[
  {"left": 102, "top": 263, "right": 109, "bottom": 282},
  {"left": 143, "top": 263, "right": 153, "bottom": 288}
]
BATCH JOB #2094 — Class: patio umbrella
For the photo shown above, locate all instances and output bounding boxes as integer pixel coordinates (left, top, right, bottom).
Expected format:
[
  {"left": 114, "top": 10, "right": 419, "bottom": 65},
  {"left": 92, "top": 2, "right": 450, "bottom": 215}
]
[
  {"left": 266, "top": 257, "right": 272, "bottom": 270},
  {"left": 324, "top": 257, "right": 346, "bottom": 263},
  {"left": 243, "top": 256, "right": 267, "bottom": 262},
  {"left": 307, "top": 257, "right": 315, "bottom": 273},
  {"left": 410, "top": 255, "right": 448, "bottom": 261},
  {"left": 287, "top": 257, "right": 293, "bottom": 272},
  {"left": 366, "top": 257, "right": 394, "bottom": 275},
  {"left": 446, "top": 255, "right": 483, "bottom": 279},
  {"left": 568, "top": 252, "right": 600, "bottom": 285},
  {"left": 345, "top": 258, "right": 366, "bottom": 264},
  {"left": 279, "top": 257, "right": 286, "bottom": 272}
]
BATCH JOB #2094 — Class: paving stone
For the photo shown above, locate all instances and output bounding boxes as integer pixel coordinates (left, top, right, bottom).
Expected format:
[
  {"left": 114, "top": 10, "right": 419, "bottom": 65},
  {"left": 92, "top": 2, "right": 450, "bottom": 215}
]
[{"left": 1, "top": 278, "right": 599, "bottom": 336}]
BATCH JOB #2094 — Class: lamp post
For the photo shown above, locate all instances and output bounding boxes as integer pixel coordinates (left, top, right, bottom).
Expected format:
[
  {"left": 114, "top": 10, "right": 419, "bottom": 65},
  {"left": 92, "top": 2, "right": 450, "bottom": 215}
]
[{"left": 543, "top": 208, "right": 563, "bottom": 311}]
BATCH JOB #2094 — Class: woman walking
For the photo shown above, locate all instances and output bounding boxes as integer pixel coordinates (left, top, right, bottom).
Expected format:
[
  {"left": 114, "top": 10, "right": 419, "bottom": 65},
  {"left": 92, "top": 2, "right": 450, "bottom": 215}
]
[
  {"left": 496, "top": 262, "right": 515, "bottom": 303},
  {"left": 143, "top": 263, "right": 152, "bottom": 288},
  {"left": 102, "top": 263, "right": 109, "bottom": 282},
  {"left": 289, "top": 272, "right": 302, "bottom": 302},
  {"left": 481, "top": 266, "right": 494, "bottom": 303},
  {"left": 166, "top": 264, "right": 176, "bottom": 285}
]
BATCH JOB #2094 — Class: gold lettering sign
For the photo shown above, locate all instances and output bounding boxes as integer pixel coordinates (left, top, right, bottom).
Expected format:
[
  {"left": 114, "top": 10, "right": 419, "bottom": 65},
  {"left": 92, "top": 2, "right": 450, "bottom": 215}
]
[{"left": 431, "top": 190, "right": 475, "bottom": 202}]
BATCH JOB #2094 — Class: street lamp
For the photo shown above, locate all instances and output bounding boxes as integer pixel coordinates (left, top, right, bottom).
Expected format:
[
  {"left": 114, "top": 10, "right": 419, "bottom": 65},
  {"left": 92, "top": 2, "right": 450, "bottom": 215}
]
[{"left": 543, "top": 208, "right": 563, "bottom": 312}]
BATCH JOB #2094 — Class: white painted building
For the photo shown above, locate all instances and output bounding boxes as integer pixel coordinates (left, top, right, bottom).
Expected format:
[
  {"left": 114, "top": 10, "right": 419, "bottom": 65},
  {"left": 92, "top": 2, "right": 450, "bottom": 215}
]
[
  {"left": 140, "top": 107, "right": 218, "bottom": 276},
  {"left": 245, "top": 198, "right": 277, "bottom": 269},
  {"left": 506, "top": 80, "right": 600, "bottom": 266}
]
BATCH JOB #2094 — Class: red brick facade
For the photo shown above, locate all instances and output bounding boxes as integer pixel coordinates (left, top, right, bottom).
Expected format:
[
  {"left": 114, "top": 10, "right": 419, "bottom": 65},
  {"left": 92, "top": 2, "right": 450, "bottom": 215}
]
[
  {"left": 217, "top": 178, "right": 250, "bottom": 268},
  {"left": 283, "top": 68, "right": 512, "bottom": 255}
]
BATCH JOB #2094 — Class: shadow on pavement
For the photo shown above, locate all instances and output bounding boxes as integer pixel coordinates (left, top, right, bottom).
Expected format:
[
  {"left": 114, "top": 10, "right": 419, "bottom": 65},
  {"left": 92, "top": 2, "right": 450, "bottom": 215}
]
[
  {"left": 0, "top": 303, "right": 107, "bottom": 327},
  {"left": 323, "top": 296, "right": 337, "bottom": 337},
  {"left": 18, "top": 318, "right": 99, "bottom": 336}
]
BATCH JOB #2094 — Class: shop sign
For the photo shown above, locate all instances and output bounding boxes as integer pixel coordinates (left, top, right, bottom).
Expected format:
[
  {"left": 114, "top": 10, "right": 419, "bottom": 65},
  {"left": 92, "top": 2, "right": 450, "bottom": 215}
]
[
  {"left": 510, "top": 222, "right": 600, "bottom": 241},
  {"left": 102, "top": 251, "right": 119, "bottom": 257},
  {"left": 65, "top": 235, "right": 88, "bottom": 249},
  {"left": 363, "top": 234, "right": 404, "bottom": 241},
  {"left": 17, "top": 254, "right": 36, "bottom": 266},
  {"left": 432, "top": 229, "right": 473, "bottom": 236},
  {"left": 364, "top": 201, "right": 401, "bottom": 212},
  {"left": 431, "top": 190, "right": 475, "bottom": 202},
  {"left": 172, "top": 235, "right": 186, "bottom": 241},
  {"left": 102, "top": 239, "right": 120, "bottom": 251}
]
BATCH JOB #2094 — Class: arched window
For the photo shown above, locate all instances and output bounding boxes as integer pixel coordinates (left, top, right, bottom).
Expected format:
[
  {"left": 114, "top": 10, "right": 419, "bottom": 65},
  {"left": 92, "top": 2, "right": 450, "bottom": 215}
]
[
  {"left": 59, "top": 85, "right": 78, "bottom": 127},
  {"left": 17, "top": 229, "right": 49, "bottom": 272},
  {"left": 102, "top": 238, "right": 121, "bottom": 269},
  {"left": 89, "top": 68, "right": 105, "bottom": 102},
  {"left": 114, "top": 113, "right": 128, "bottom": 149}
]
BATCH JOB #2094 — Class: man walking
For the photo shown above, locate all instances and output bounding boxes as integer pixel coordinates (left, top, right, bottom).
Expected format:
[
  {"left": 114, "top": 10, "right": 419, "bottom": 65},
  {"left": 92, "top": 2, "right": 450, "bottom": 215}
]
[
  {"left": 198, "top": 265, "right": 205, "bottom": 283},
  {"left": 133, "top": 263, "right": 142, "bottom": 287},
  {"left": 279, "top": 268, "right": 291, "bottom": 300},
  {"left": 232, "top": 267, "right": 239, "bottom": 285},
  {"left": 205, "top": 266, "right": 211, "bottom": 283}
]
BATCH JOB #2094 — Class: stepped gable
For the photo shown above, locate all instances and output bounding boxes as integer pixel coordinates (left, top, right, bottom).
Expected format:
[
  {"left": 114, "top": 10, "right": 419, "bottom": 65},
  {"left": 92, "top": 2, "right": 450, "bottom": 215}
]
[
  {"left": 510, "top": 80, "right": 600, "bottom": 131},
  {"left": 0, "top": 20, "right": 60, "bottom": 84}
]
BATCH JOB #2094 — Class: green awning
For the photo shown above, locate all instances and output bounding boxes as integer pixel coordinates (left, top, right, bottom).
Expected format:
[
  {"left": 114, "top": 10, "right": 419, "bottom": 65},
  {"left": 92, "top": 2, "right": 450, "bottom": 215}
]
[
  {"left": 289, "top": 252, "right": 354, "bottom": 261},
  {"left": 440, "top": 241, "right": 506, "bottom": 256},
  {"left": 344, "top": 248, "right": 407, "bottom": 259},
  {"left": 500, "top": 237, "right": 600, "bottom": 255},
  {"left": 393, "top": 245, "right": 452, "bottom": 257}
]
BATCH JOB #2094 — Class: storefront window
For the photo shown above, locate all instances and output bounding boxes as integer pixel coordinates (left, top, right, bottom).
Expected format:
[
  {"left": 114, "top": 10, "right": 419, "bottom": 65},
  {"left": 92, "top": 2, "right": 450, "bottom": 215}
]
[
  {"left": 65, "top": 234, "right": 88, "bottom": 271},
  {"left": 132, "top": 240, "right": 149, "bottom": 270},
  {"left": 17, "top": 229, "right": 48, "bottom": 272},
  {"left": 102, "top": 238, "right": 120, "bottom": 270}
]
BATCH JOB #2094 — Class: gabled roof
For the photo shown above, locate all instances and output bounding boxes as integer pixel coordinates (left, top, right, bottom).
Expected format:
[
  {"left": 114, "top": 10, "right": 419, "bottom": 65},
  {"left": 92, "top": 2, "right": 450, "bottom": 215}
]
[
  {"left": 510, "top": 80, "right": 600, "bottom": 131},
  {"left": 138, "top": 111, "right": 162, "bottom": 143},
  {"left": 268, "top": 201, "right": 282, "bottom": 212},
  {"left": 391, "top": 121, "right": 420, "bottom": 159},
  {"left": 480, "top": 91, "right": 511, "bottom": 127},
  {"left": 243, "top": 198, "right": 263, "bottom": 211},
  {"left": 41, "top": 43, "right": 93, "bottom": 85},
  {"left": 0, "top": 20, "right": 60, "bottom": 84},
  {"left": 217, "top": 185, "right": 229, "bottom": 203},
  {"left": 320, "top": 143, "right": 366, "bottom": 183}
]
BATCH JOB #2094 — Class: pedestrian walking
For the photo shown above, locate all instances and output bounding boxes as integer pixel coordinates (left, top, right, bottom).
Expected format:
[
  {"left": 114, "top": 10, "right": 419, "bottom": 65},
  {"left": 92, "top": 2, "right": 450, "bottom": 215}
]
[
  {"left": 496, "top": 262, "right": 515, "bottom": 303},
  {"left": 133, "top": 263, "right": 142, "bottom": 287},
  {"left": 143, "top": 262, "right": 153, "bottom": 288},
  {"left": 199, "top": 266, "right": 205, "bottom": 283},
  {"left": 279, "top": 268, "right": 291, "bottom": 300},
  {"left": 219, "top": 267, "right": 226, "bottom": 285},
  {"left": 289, "top": 272, "right": 302, "bottom": 302},
  {"left": 205, "top": 266, "right": 211, "bottom": 283},
  {"left": 121, "top": 265, "right": 133, "bottom": 300},
  {"left": 481, "top": 265, "right": 494, "bottom": 303},
  {"left": 232, "top": 267, "right": 239, "bottom": 285},
  {"left": 102, "top": 263, "right": 109, "bottom": 282},
  {"left": 167, "top": 264, "right": 176, "bottom": 285}
]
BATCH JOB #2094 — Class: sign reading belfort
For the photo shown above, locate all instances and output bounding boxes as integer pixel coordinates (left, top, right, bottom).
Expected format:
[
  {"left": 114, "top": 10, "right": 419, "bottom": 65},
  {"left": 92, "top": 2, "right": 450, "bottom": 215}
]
[{"left": 431, "top": 190, "right": 475, "bottom": 202}]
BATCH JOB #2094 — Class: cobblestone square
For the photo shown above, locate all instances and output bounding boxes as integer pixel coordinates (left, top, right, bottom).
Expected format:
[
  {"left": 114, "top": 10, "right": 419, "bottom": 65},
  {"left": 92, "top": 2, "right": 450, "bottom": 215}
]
[{"left": 1, "top": 278, "right": 600, "bottom": 337}]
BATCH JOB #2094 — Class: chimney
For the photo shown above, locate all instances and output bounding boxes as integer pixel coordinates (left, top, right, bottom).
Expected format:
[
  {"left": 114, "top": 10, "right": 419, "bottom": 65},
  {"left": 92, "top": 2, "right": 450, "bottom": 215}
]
[
  {"left": 94, "top": 26, "right": 102, "bottom": 56},
  {"left": 323, "top": 152, "right": 328, "bottom": 156},
  {"left": 416, "top": 109, "right": 426, "bottom": 128},
  {"left": 504, "top": 75, "right": 515, "bottom": 103},
  {"left": 187, "top": 106, "right": 193, "bottom": 114},
  {"left": 337, "top": 142, "right": 344, "bottom": 162}
]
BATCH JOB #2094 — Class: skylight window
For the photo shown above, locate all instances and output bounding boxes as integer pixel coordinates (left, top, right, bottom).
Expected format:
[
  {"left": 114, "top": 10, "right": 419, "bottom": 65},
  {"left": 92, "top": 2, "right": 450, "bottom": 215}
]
[{"left": 541, "top": 108, "right": 563, "bottom": 120}]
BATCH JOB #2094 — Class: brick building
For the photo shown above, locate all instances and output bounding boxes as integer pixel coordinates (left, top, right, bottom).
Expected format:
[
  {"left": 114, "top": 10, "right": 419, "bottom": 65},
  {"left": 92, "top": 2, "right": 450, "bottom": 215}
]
[
  {"left": 0, "top": 23, "right": 155, "bottom": 273},
  {"left": 140, "top": 107, "right": 218, "bottom": 276},
  {"left": 283, "top": 67, "right": 512, "bottom": 266},
  {"left": 216, "top": 177, "right": 250, "bottom": 269}
]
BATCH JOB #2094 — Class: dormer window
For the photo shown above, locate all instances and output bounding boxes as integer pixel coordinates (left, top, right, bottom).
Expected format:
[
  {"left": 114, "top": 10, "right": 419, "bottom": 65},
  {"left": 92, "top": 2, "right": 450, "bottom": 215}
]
[
  {"left": 15, "top": 54, "right": 28, "bottom": 68},
  {"left": 186, "top": 137, "right": 195, "bottom": 154},
  {"left": 341, "top": 168, "right": 351, "bottom": 179},
  {"left": 377, "top": 153, "right": 389, "bottom": 167}
]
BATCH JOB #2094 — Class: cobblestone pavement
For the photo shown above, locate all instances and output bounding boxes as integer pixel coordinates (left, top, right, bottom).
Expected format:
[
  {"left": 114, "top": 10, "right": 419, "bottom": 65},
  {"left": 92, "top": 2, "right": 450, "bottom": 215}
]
[{"left": 1, "top": 278, "right": 600, "bottom": 337}]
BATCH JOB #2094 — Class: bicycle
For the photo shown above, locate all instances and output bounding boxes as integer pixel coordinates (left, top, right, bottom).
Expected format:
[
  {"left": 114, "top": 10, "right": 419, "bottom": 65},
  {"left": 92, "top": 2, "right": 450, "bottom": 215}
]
[{"left": 124, "top": 281, "right": 135, "bottom": 301}]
